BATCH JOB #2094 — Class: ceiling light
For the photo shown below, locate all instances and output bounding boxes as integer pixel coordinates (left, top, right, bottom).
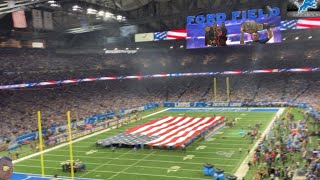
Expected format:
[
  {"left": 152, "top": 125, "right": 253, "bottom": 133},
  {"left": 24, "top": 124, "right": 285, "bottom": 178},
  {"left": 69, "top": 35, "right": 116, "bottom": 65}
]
[
  {"left": 170, "top": 46, "right": 173, "bottom": 49},
  {"left": 116, "top": 15, "right": 122, "bottom": 21},
  {"left": 50, "top": 3, "right": 60, "bottom": 7},
  {"left": 87, "top": 8, "right": 97, "bottom": 14},
  {"left": 97, "top": 11, "right": 104, "bottom": 16},
  {"left": 104, "top": 12, "right": 113, "bottom": 18},
  {"left": 180, "top": 45, "right": 184, "bottom": 48},
  {"left": 308, "top": 36, "right": 312, "bottom": 39},
  {"left": 295, "top": 37, "right": 299, "bottom": 40},
  {"left": 72, "top": 5, "right": 80, "bottom": 9},
  {"left": 72, "top": 5, "right": 82, "bottom": 11}
]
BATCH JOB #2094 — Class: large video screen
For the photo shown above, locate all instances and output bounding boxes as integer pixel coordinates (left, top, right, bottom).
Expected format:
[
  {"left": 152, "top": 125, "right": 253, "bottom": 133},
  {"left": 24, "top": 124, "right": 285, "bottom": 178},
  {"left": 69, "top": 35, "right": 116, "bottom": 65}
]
[{"left": 186, "top": 16, "right": 282, "bottom": 49}]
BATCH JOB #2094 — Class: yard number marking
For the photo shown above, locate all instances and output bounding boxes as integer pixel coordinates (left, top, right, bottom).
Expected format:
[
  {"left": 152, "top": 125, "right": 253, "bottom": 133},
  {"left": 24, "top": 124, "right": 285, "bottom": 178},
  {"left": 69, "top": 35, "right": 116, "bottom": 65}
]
[
  {"left": 196, "top": 146, "right": 207, "bottom": 150},
  {"left": 216, "top": 151, "right": 235, "bottom": 158},
  {"left": 183, "top": 155, "right": 194, "bottom": 160},
  {"left": 207, "top": 138, "right": 216, "bottom": 142},
  {"left": 167, "top": 166, "right": 181, "bottom": 173},
  {"left": 86, "top": 150, "right": 98, "bottom": 155}
]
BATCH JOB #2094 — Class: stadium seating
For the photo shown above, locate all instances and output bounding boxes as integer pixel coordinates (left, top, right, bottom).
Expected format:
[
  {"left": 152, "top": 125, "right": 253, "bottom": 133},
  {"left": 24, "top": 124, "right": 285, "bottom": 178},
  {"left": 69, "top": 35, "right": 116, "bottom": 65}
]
[
  {"left": 0, "top": 48, "right": 319, "bottom": 141},
  {"left": 1, "top": 47, "right": 319, "bottom": 84},
  {"left": 0, "top": 73, "right": 319, "bottom": 140}
]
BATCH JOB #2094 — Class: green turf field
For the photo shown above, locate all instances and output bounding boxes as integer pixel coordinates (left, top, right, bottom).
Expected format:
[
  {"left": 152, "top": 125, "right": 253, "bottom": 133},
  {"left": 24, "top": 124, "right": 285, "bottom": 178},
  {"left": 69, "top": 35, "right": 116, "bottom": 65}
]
[{"left": 13, "top": 108, "right": 279, "bottom": 180}]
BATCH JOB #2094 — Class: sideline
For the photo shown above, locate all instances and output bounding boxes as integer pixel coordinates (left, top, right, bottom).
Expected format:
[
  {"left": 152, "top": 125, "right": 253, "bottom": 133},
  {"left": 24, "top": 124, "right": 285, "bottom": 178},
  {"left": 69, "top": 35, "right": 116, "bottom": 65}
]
[
  {"left": 12, "top": 172, "right": 102, "bottom": 180},
  {"left": 13, "top": 108, "right": 169, "bottom": 164},
  {"left": 234, "top": 108, "right": 285, "bottom": 179}
]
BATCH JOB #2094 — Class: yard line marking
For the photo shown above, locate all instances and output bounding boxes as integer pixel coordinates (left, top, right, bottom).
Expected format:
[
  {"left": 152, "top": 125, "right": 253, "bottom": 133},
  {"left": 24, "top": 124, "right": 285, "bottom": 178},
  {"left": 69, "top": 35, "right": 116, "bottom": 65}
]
[
  {"left": 204, "top": 139, "right": 246, "bottom": 141},
  {"left": 107, "top": 151, "right": 156, "bottom": 179},
  {"left": 78, "top": 140, "right": 248, "bottom": 144},
  {"left": 205, "top": 135, "right": 241, "bottom": 138},
  {"left": 13, "top": 108, "right": 170, "bottom": 164},
  {"left": 191, "top": 146, "right": 236, "bottom": 150},
  {"left": 13, "top": 172, "right": 102, "bottom": 180},
  {"left": 80, "top": 150, "right": 133, "bottom": 177},
  {"left": 215, "top": 132, "right": 224, "bottom": 135},
  {"left": 85, "top": 150, "right": 98, "bottom": 155},
  {"left": 52, "top": 149, "right": 239, "bottom": 161},
  {"left": 28, "top": 153, "right": 234, "bottom": 166},
  {"left": 199, "top": 142, "right": 243, "bottom": 145},
  {"left": 16, "top": 159, "right": 202, "bottom": 172},
  {"left": 14, "top": 165, "right": 217, "bottom": 180},
  {"left": 185, "top": 150, "right": 241, "bottom": 156},
  {"left": 73, "top": 145, "right": 238, "bottom": 150}
]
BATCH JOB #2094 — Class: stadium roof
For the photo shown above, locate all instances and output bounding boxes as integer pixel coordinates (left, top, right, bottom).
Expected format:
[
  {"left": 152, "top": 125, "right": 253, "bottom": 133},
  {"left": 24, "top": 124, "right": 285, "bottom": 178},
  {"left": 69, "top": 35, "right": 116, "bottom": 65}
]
[{"left": 80, "top": 0, "right": 164, "bottom": 11}]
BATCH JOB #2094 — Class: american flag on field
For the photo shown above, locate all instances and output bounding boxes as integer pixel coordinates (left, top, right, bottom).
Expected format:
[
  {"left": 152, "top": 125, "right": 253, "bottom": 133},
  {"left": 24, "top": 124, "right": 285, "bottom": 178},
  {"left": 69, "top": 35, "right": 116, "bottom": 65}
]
[
  {"left": 125, "top": 116, "right": 224, "bottom": 147},
  {"left": 12, "top": 10, "right": 27, "bottom": 28},
  {"left": 154, "top": 29, "right": 187, "bottom": 41}
]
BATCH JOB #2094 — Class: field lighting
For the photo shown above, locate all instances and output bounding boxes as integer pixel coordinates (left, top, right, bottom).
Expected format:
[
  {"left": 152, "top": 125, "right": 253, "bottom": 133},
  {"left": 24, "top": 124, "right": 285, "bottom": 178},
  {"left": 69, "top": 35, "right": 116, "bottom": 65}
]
[
  {"left": 87, "top": 8, "right": 97, "bottom": 14},
  {"left": 97, "top": 10, "right": 104, "bottom": 16},
  {"left": 72, "top": 5, "right": 82, "bottom": 11}
]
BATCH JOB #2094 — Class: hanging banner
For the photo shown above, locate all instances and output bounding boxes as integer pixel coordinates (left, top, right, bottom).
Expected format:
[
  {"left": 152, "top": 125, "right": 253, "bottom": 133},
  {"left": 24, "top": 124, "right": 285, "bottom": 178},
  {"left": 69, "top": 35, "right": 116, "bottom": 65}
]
[
  {"left": 12, "top": 10, "right": 27, "bottom": 28},
  {"left": 43, "top": 11, "right": 54, "bottom": 30},
  {"left": 32, "top": 9, "right": 43, "bottom": 29}
]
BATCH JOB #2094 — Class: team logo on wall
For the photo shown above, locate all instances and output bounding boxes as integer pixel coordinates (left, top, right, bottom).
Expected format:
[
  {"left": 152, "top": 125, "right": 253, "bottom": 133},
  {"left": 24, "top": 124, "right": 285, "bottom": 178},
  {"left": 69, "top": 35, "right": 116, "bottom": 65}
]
[
  {"left": 287, "top": 0, "right": 320, "bottom": 17},
  {"left": 0, "top": 156, "right": 13, "bottom": 180}
]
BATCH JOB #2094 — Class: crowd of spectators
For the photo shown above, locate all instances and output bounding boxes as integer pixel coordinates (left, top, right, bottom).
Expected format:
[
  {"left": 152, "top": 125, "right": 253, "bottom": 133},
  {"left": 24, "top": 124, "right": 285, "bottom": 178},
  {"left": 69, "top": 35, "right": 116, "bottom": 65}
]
[
  {"left": 247, "top": 108, "right": 320, "bottom": 180},
  {"left": 0, "top": 73, "right": 319, "bottom": 142},
  {"left": 0, "top": 46, "right": 319, "bottom": 85},
  {"left": 0, "top": 46, "right": 319, "bottom": 143}
]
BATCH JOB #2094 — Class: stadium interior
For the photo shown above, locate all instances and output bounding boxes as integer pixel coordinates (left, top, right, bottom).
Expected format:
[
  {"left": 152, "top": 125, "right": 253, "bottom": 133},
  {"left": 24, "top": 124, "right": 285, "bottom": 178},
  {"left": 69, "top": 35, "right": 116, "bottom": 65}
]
[{"left": 0, "top": 0, "right": 320, "bottom": 180}]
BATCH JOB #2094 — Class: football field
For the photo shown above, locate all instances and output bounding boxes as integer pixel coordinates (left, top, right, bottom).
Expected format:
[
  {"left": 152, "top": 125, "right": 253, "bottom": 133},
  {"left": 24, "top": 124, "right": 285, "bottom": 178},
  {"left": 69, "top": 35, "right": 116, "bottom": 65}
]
[{"left": 13, "top": 108, "right": 280, "bottom": 180}]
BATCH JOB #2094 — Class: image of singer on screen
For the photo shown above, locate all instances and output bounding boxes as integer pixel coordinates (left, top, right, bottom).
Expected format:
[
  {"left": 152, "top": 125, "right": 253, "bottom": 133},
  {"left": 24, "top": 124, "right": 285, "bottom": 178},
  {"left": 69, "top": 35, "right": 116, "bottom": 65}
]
[
  {"left": 205, "top": 22, "right": 228, "bottom": 47},
  {"left": 240, "top": 21, "right": 274, "bottom": 45}
]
